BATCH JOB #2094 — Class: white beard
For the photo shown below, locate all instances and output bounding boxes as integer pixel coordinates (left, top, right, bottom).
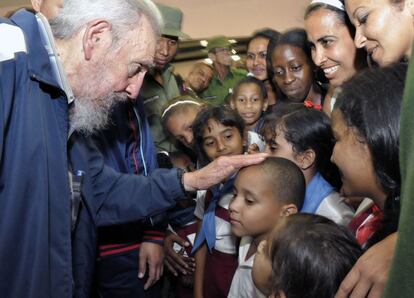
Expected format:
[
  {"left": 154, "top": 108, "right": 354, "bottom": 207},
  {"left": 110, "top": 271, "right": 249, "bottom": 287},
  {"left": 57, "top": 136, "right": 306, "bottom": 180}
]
[
  {"left": 68, "top": 49, "right": 129, "bottom": 136},
  {"left": 69, "top": 91, "right": 128, "bottom": 136}
]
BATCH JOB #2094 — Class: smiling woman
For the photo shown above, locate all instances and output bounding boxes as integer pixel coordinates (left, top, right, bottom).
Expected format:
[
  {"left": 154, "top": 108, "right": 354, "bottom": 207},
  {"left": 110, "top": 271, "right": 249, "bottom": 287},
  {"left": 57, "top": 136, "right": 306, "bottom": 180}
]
[
  {"left": 345, "top": 0, "right": 414, "bottom": 66},
  {"left": 305, "top": 0, "right": 366, "bottom": 87}
]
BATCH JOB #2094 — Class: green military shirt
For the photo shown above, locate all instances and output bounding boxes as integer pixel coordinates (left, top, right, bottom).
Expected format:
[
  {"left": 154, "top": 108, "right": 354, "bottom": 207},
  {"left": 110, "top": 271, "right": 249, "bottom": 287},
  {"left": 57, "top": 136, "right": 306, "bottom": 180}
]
[
  {"left": 140, "top": 64, "right": 181, "bottom": 152},
  {"left": 200, "top": 67, "right": 247, "bottom": 106},
  {"left": 384, "top": 57, "right": 414, "bottom": 297}
]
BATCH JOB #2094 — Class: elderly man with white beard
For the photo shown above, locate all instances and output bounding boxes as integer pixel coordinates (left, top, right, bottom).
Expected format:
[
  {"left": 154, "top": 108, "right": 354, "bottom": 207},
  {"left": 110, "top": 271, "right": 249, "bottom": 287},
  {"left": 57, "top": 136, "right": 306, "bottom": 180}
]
[{"left": 0, "top": 1, "right": 266, "bottom": 297}]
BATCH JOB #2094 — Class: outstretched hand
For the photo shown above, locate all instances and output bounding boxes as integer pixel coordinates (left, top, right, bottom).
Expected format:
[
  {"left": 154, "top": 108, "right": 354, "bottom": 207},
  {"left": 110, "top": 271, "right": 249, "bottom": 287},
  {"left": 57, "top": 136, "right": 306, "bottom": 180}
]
[{"left": 183, "top": 153, "right": 268, "bottom": 191}]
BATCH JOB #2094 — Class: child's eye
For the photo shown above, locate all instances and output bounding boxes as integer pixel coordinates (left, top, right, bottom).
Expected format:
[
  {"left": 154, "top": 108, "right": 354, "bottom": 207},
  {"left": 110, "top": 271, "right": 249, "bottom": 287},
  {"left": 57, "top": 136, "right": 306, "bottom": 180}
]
[
  {"left": 245, "top": 197, "right": 255, "bottom": 205},
  {"left": 224, "top": 133, "right": 233, "bottom": 140},
  {"left": 237, "top": 97, "right": 245, "bottom": 103},
  {"left": 204, "top": 139, "right": 215, "bottom": 147}
]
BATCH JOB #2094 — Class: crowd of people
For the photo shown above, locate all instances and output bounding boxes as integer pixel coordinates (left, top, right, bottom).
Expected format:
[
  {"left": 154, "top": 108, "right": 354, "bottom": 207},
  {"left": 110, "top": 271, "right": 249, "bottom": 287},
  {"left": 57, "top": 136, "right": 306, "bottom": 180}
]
[{"left": 1, "top": 0, "right": 414, "bottom": 297}]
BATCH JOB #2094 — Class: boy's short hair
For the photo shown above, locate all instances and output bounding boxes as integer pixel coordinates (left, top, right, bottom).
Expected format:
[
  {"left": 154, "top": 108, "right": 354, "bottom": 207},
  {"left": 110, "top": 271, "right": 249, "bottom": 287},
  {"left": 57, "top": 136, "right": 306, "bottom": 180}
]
[
  {"left": 270, "top": 213, "right": 363, "bottom": 298},
  {"left": 232, "top": 76, "right": 268, "bottom": 100},
  {"left": 254, "top": 157, "right": 305, "bottom": 209}
]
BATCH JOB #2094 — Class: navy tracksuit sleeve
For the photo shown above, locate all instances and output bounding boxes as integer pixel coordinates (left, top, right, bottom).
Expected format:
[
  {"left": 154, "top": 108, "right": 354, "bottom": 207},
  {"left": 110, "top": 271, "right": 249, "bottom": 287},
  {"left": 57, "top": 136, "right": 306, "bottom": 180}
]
[{"left": 69, "top": 133, "right": 185, "bottom": 227}]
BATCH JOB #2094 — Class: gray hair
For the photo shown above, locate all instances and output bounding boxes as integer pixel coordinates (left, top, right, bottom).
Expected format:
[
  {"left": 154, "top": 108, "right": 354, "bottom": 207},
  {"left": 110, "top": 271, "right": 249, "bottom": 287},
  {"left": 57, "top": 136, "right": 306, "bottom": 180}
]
[{"left": 50, "top": 0, "right": 162, "bottom": 42}]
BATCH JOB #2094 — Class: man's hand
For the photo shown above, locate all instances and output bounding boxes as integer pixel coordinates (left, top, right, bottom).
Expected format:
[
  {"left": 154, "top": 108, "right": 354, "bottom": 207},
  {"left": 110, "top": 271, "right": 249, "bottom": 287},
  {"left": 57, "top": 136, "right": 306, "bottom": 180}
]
[
  {"left": 138, "top": 242, "right": 164, "bottom": 290},
  {"left": 164, "top": 232, "right": 195, "bottom": 276},
  {"left": 335, "top": 232, "right": 397, "bottom": 298},
  {"left": 183, "top": 153, "right": 267, "bottom": 191}
]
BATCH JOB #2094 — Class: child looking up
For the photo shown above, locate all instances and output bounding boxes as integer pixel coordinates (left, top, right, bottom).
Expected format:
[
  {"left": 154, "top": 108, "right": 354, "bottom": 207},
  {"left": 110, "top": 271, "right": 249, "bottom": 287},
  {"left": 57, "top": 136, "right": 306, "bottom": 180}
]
[
  {"left": 230, "top": 77, "right": 268, "bottom": 133},
  {"left": 256, "top": 213, "right": 362, "bottom": 298},
  {"left": 228, "top": 157, "right": 306, "bottom": 298},
  {"left": 190, "top": 106, "right": 246, "bottom": 298},
  {"left": 262, "top": 107, "right": 354, "bottom": 225}
]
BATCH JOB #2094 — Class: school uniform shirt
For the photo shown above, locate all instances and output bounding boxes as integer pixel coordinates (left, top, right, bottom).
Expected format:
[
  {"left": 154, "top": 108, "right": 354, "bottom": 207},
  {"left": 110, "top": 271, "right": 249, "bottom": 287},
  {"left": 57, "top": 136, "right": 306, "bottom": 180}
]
[
  {"left": 303, "top": 173, "right": 354, "bottom": 226},
  {"left": 194, "top": 191, "right": 237, "bottom": 254},
  {"left": 227, "top": 237, "right": 266, "bottom": 298}
]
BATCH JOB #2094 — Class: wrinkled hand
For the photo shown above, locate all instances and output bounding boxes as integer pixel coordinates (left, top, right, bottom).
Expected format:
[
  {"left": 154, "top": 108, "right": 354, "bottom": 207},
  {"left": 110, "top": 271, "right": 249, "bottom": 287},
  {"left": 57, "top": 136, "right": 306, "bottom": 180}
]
[
  {"left": 335, "top": 232, "right": 397, "bottom": 298},
  {"left": 164, "top": 232, "right": 195, "bottom": 276},
  {"left": 183, "top": 153, "right": 267, "bottom": 191},
  {"left": 138, "top": 242, "right": 164, "bottom": 290}
]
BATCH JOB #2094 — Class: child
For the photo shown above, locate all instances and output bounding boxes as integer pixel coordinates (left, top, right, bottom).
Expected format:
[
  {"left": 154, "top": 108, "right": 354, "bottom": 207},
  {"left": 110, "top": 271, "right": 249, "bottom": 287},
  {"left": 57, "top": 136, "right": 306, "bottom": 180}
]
[
  {"left": 230, "top": 77, "right": 268, "bottom": 133},
  {"left": 262, "top": 107, "right": 354, "bottom": 225},
  {"left": 253, "top": 213, "right": 362, "bottom": 298},
  {"left": 161, "top": 96, "right": 207, "bottom": 151},
  {"left": 160, "top": 96, "right": 206, "bottom": 298},
  {"left": 227, "top": 157, "right": 306, "bottom": 298},
  {"left": 190, "top": 106, "right": 246, "bottom": 298}
]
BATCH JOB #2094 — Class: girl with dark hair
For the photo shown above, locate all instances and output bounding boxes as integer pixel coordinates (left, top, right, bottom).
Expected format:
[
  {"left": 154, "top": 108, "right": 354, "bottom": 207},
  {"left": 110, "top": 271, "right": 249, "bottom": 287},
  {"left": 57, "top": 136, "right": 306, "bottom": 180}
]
[
  {"left": 161, "top": 95, "right": 207, "bottom": 151},
  {"left": 268, "top": 28, "right": 326, "bottom": 108},
  {"left": 190, "top": 106, "right": 245, "bottom": 298},
  {"left": 254, "top": 213, "right": 362, "bottom": 298},
  {"left": 230, "top": 77, "right": 268, "bottom": 134},
  {"left": 246, "top": 29, "right": 281, "bottom": 106},
  {"left": 345, "top": 0, "right": 414, "bottom": 66},
  {"left": 331, "top": 63, "right": 405, "bottom": 248},
  {"left": 262, "top": 107, "right": 354, "bottom": 225},
  {"left": 305, "top": 0, "right": 367, "bottom": 115}
]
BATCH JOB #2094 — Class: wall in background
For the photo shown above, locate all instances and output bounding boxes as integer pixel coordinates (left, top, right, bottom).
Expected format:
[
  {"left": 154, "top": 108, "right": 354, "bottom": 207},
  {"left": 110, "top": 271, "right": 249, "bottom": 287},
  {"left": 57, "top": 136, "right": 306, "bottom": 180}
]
[{"left": 1, "top": 0, "right": 309, "bottom": 76}]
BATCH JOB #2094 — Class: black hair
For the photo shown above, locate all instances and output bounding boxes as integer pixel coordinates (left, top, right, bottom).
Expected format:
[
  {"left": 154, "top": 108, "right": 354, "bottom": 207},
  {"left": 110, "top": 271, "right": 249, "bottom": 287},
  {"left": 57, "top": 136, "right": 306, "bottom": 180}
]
[
  {"left": 247, "top": 28, "right": 281, "bottom": 50},
  {"left": 267, "top": 28, "right": 316, "bottom": 102},
  {"left": 161, "top": 95, "right": 206, "bottom": 129},
  {"left": 270, "top": 213, "right": 363, "bottom": 298},
  {"left": 232, "top": 76, "right": 268, "bottom": 100},
  {"left": 192, "top": 106, "right": 245, "bottom": 165},
  {"left": 305, "top": 0, "right": 355, "bottom": 37},
  {"left": 249, "top": 157, "right": 306, "bottom": 210},
  {"left": 262, "top": 106, "right": 341, "bottom": 188},
  {"left": 335, "top": 63, "right": 407, "bottom": 247},
  {"left": 304, "top": 1, "right": 368, "bottom": 74}
]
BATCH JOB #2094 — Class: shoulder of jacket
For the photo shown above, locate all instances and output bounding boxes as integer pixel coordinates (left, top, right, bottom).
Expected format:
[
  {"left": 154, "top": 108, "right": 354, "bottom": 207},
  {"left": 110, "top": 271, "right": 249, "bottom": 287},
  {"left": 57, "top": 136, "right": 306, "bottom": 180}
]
[{"left": 0, "top": 22, "right": 27, "bottom": 62}]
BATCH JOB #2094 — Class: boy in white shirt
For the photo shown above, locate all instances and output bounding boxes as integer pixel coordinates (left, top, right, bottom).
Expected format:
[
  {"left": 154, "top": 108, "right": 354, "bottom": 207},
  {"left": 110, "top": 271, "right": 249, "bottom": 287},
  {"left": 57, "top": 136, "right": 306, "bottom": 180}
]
[{"left": 228, "top": 157, "right": 305, "bottom": 297}]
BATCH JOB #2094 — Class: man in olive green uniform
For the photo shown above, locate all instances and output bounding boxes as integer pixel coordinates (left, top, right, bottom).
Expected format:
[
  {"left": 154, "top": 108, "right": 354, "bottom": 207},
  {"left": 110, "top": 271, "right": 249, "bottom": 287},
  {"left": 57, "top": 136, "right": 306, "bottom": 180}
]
[
  {"left": 384, "top": 53, "right": 414, "bottom": 297},
  {"left": 200, "top": 35, "right": 247, "bottom": 106},
  {"left": 140, "top": 3, "right": 189, "bottom": 152}
]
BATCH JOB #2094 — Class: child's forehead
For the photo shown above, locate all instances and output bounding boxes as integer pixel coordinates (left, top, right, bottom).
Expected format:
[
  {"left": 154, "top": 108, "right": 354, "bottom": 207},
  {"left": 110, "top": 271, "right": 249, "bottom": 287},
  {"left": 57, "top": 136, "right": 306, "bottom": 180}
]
[
  {"left": 203, "top": 119, "right": 233, "bottom": 134},
  {"left": 237, "top": 82, "right": 262, "bottom": 93}
]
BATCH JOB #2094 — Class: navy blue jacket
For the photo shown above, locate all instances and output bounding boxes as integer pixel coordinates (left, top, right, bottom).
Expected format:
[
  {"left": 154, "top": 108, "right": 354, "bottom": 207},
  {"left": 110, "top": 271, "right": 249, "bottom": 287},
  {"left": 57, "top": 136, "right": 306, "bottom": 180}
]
[{"left": 0, "top": 10, "right": 185, "bottom": 298}]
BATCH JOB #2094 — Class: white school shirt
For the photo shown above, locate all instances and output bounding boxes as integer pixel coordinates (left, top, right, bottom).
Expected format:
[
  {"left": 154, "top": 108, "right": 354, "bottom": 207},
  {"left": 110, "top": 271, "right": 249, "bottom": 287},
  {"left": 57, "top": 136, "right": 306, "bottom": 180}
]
[
  {"left": 227, "top": 237, "right": 266, "bottom": 298},
  {"left": 194, "top": 190, "right": 237, "bottom": 254}
]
